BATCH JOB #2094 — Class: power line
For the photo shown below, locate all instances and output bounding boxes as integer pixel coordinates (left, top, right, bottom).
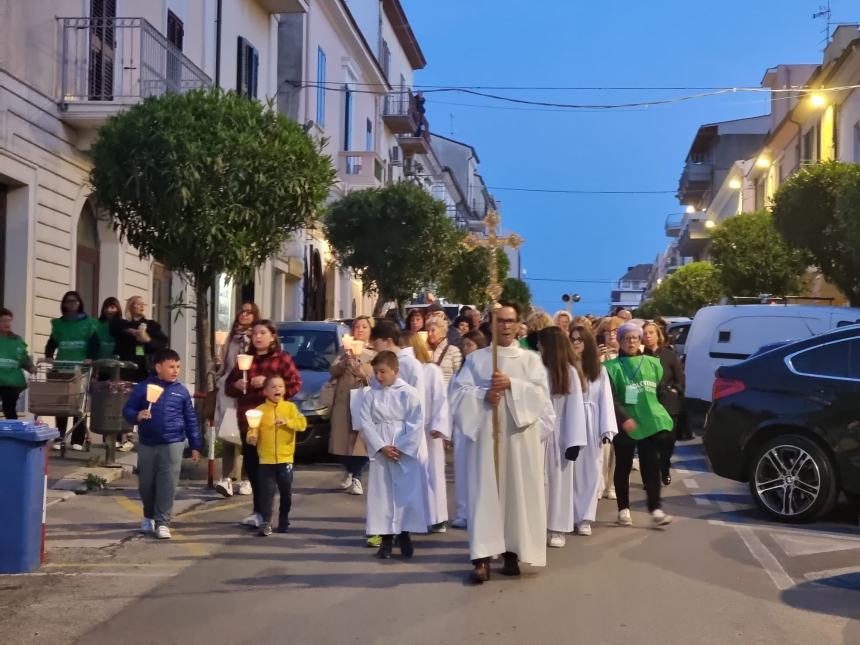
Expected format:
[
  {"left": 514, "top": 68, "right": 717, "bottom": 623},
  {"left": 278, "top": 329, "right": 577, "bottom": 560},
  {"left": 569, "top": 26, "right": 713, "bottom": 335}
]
[
  {"left": 489, "top": 186, "right": 677, "bottom": 195},
  {"left": 525, "top": 277, "right": 618, "bottom": 284}
]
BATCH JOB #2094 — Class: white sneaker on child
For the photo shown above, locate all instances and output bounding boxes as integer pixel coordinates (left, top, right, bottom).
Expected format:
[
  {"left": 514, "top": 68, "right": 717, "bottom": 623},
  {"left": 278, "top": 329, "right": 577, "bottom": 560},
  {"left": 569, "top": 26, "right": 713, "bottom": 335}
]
[
  {"left": 237, "top": 480, "right": 252, "bottom": 495},
  {"left": 547, "top": 533, "right": 566, "bottom": 548},
  {"left": 347, "top": 478, "right": 363, "bottom": 495},
  {"left": 651, "top": 509, "right": 673, "bottom": 528},
  {"left": 242, "top": 513, "right": 262, "bottom": 528},
  {"left": 575, "top": 521, "right": 592, "bottom": 536},
  {"left": 155, "top": 525, "right": 171, "bottom": 539},
  {"left": 618, "top": 509, "right": 633, "bottom": 526},
  {"left": 215, "top": 478, "right": 233, "bottom": 497}
]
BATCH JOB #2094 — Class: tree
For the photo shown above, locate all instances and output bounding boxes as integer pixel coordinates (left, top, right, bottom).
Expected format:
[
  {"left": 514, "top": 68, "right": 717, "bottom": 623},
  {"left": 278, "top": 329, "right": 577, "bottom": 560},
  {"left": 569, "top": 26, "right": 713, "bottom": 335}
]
[
  {"left": 500, "top": 277, "right": 532, "bottom": 315},
  {"left": 324, "top": 182, "right": 461, "bottom": 314},
  {"left": 437, "top": 247, "right": 511, "bottom": 305},
  {"left": 772, "top": 161, "right": 860, "bottom": 305},
  {"left": 90, "top": 88, "right": 335, "bottom": 393},
  {"left": 709, "top": 210, "right": 807, "bottom": 298},
  {"left": 639, "top": 262, "right": 722, "bottom": 317}
]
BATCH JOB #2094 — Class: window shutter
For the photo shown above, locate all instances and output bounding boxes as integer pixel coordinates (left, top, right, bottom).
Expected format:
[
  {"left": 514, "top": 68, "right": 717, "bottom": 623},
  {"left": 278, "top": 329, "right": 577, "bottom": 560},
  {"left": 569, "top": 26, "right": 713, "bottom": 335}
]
[
  {"left": 250, "top": 47, "right": 259, "bottom": 99},
  {"left": 237, "top": 37, "right": 248, "bottom": 95}
]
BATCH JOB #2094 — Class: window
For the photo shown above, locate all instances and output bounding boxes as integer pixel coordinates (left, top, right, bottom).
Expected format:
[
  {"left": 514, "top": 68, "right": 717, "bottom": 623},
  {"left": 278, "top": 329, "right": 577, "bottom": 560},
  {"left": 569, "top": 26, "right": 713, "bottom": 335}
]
[
  {"left": 381, "top": 39, "right": 391, "bottom": 81},
  {"left": 316, "top": 47, "right": 326, "bottom": 127},
  {"left": 166, "top": 11, "right": 184, "bottom": 92},
  {"left": 789, "top": 338, "right": 860, "bottom": 380},
  {"left": 151, "top": 263, "right": 171, "bottom": 343},
  {"left": 236, "top": 37, "right": 259, "bottom": 99},
  {"left": 76, "top": 204, "right": 100, "bottom": 317},
  {"left": 277, "top": 328, "right": 338, "bottom": 371},
  {"left": 343, "top": 86, "right": 353, "bottom": 151},
  {"left": 88, "top": 0, "right": 116, "bottom": 100},
  {"left": 366, "top": 118, "right": 373, "bottom": 152}
]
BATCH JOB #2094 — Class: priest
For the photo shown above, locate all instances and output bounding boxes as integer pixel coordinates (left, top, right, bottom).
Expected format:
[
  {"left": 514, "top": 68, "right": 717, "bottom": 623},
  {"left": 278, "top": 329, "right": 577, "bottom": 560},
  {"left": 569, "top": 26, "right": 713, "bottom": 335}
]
[{"left": 450, "top": 302, "right": 551, "bottom": 584}]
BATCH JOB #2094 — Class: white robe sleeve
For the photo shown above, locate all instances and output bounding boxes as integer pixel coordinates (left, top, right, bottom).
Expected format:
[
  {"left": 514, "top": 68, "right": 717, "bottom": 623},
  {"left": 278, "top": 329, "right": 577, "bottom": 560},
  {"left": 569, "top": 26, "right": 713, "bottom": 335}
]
[
  {"left": 392, "top": 389, "right": 425, "bottom": 459},
  {"left": 349, "top": 386, "right": 369, "bottom": 431},
  {"left": 505, "top": 353, "right": 551, "bottom": 432},
  {"left": 425, "top": 364, "right": 451, "bottom": 439},
  {"left": 537, "top": 396, "right": 556, "bottom": 444},
  {"left": 597, "top": 367, "right": 619, "bottom": 441},
  {"left": 558, "top": 367, "right": 588, "bottom": 458},
  {"left": 449, "top": 354, "right": 491, "bottom": 442},
  {"left": 358, "top": 390, "right": 386, "bottom": 456}
]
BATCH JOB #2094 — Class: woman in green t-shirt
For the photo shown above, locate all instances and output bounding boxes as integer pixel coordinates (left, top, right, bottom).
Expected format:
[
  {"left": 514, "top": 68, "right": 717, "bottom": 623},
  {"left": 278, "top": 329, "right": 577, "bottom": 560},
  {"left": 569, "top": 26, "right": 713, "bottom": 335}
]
[
  {"left": 44, "top": 290, "right": 97, "bottom": 450},
  {"left": 604, "top": 322, "right": 673, "bottom": 529},
  {"left": 0, "top": 308, "right": 34, "bottom": 420}
]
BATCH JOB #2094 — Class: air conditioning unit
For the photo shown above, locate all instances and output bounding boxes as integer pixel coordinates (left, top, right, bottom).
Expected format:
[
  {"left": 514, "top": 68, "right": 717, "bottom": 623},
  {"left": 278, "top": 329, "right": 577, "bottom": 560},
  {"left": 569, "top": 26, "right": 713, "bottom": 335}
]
[{"left": 389, "top": 146, "right": 402, "bottom": 165}]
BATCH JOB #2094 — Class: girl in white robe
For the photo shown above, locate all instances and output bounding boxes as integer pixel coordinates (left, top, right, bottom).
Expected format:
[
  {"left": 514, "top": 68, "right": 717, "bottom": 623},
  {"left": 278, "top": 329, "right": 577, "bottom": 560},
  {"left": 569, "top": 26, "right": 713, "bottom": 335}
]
[
  {"left": 539, "top": 327, "right": 588, "bottom": 547},
  {"left": 570, "top": 324, "right": 619, "bottom": 536},
  {"left": 359, "top": 359, "right": 430, "bottom": 559}
]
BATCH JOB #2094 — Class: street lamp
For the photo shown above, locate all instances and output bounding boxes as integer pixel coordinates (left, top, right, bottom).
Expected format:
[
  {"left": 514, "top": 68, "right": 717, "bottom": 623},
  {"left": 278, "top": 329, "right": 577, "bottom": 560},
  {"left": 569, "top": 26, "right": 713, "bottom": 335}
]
[
  {"left": 756, "top": 155, "right": 771, "bottom": 169},
  {"left": 809, "top": 92, "right": 827, "bottom": 108},
  {"left": 561, "top": 293, "right": 581, "bottom": 314},
  {"left": 705, "top": 219, "right": 716, "bottom": 229},
  {"left": 728, "top": 177, "right": 742, "bottom": 190}
]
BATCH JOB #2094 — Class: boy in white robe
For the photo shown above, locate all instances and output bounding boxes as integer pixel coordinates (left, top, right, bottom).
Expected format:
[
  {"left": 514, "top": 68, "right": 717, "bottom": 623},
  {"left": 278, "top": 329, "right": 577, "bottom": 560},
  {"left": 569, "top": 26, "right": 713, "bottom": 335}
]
[
  {"left": 422, "top": 360, "right": 451, "bottom": 531},
  {"left": 359, "top": 350, "right": 430, "bottom": 559}
]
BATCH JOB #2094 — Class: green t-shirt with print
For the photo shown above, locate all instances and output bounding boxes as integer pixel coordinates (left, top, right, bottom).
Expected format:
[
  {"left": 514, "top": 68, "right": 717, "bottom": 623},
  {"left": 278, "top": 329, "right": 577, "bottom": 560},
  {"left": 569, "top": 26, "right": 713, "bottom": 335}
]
[
  {"left": 604, "top": 354, "right": 673, "bottom": 440},
  {"left": 0, "top": 334, "right": 29, "bottom": 387}
]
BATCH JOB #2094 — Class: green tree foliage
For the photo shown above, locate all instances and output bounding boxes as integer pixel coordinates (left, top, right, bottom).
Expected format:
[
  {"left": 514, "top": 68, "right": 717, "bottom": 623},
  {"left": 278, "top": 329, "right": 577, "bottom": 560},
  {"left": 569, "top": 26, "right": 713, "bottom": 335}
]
[
  {"left": 639, "top": 262, "right": 722, "bottom": 317},
  {"left": 89, "top": 89, "right": 335, "bottom": 389},
  {"left": 324, "top": 182, "right": 461, "bottom": 313},
  {"left": 500, "top": 278, "right": 532, "bottom": 315},
  {"left": 772, "top": 161, "right": 860, "bottom": 305},
  {"left": 437, "top": 247, "right": 511, "bottom": 305},
  {"left": 709, "top": 210, "right": 807, "bottom": 298}
]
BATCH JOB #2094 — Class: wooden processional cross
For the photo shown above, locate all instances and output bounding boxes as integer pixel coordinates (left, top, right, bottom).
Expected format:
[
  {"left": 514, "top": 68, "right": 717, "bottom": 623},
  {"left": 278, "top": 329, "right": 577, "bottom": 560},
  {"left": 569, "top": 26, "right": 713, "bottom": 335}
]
[{"left": 465, "top": 211, "right": 523, "bottom": 489}]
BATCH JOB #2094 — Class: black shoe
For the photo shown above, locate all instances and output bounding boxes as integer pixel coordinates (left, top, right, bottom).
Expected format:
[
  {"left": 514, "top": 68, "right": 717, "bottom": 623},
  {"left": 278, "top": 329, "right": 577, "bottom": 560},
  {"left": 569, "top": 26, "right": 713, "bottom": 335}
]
[
  {"left": 470, "top": 562, "right": 490, "bottom": 584},
  {"left": 376, "top": 536, "right": 393, "bottom": 559},
  {"left": 500, "top": 552, "right": 520, "bottom": 577},
  {"left": 662, "top": 474, "right": 672, "bottom": 486},
  {"left": 276, "top": 525, "right": 289, "bottom": 533},
  {"left": 399, "top": 532, "right": 414, "bottom": 558}
]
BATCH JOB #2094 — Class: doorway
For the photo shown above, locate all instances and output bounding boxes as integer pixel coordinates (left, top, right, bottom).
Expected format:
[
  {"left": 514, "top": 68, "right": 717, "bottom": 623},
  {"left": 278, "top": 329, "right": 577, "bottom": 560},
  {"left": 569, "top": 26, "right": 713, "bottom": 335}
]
[
  {"left": 76, "top": 204, "right": 100, "bottom": 317},
  {"left": 88, "top": 0, "right": 117, "bottom": 101}
]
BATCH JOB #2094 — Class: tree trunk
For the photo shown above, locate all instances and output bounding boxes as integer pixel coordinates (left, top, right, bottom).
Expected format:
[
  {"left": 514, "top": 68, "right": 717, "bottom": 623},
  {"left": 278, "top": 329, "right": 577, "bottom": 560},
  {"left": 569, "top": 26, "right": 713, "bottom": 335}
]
[
  {"left": 372, "top": 296, "right": 386, "bottom": 318},
  {"left": 194, "top": 277, "right": 212, "bottom": 402}
]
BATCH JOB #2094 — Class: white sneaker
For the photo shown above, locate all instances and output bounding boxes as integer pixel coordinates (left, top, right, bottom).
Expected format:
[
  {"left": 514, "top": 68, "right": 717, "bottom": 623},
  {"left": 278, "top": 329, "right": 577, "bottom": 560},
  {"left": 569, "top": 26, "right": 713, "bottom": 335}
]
[
  {"left": 52, "top": 441, "right": 62, "bottom": 450},
  {"left": 237, "top": 480, "right": 252, "bottom": 496},
  {"left": 632, "top": 457, "right": 640, "bottom": 471},
  {"left": 118, "top": 440, "right": 134, "bottom": 452},
  {"left": 548, "top": 532, "right": 566, "bottom": 548},
  {"left": 140, "top": 518, "right": 155, "bottom": 534},
  {"left": 651, "top": 509, "right": 673, "bottom": 528},
  {"left": 155, "top": 525, "right": 171, "bottom": 539},
  {"left": 338, "top": 472, "right": 353, "bottom": 490},
  {"left": 242, "top": 512, "right": 262, "bottom": 528},
  {"left": 576, "top": 521, "right": 592, "bottom": 536},
  {"left": 618, "top": 509, "right": 633, "bottom": 526},
  {"left": 215, "top": 478, "right": 233, "bottom": 498},
  {"left": 605, "top": 489, "right": 617, "bottom": 500},
  {"left": 347, "top": 478, "right": 364, "bottom": 495},
  {"left": 70, "top": 443, "right": 84, "bottom": 452},
  {"left": 450, "top": 517, "right": 467, "bottom": 529}
]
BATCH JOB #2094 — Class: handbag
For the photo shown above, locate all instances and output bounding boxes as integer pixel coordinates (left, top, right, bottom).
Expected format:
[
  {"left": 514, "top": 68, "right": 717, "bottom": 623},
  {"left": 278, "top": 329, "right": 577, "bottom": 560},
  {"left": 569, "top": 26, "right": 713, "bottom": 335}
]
[{"left": 215, "top": 392, "right": 242, "bottom": 446}]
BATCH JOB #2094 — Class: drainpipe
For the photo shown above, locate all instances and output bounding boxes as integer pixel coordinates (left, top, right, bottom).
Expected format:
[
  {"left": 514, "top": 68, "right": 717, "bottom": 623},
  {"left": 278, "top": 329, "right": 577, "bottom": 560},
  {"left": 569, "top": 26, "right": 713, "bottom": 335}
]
[{"left": 215, "top": 0, "right": 223, "bottom": 87}]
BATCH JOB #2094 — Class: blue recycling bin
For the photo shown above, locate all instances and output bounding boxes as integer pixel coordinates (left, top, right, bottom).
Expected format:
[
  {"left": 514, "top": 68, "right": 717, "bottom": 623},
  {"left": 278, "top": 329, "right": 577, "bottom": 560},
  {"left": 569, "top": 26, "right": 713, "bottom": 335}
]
[{"left": 0, "top": 420, "right": 59, "bottom": 574}]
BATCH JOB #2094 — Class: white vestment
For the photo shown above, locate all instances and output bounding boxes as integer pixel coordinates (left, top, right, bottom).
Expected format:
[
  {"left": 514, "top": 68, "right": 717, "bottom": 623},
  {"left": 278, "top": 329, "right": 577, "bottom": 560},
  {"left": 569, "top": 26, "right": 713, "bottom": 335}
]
[
  {"left": 544, "top": 366, "right": 587, "bottom": 533},
  {"left": 422, "top": 362, "right": 451, "bottom": 525},
  {"left": 359, "top": 379, "right": 430, "bottom": 535},
  {"left": 573, "top": 367, "right": 619, "bottom": 524},
  {"left": 450, "top": 344, "right": 550, "bottom": 565}
]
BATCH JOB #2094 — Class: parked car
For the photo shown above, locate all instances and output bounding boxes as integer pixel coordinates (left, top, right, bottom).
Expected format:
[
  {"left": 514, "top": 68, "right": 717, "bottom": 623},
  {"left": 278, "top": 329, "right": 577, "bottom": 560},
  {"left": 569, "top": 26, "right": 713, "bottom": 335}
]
[
  {"left": 276, "top": 321, "right": 348, "bottom": 461},
  {"left": 703, "top": 325, "right": 860, "bottom": 523},
  {"left": 683, "top": 304, "right": 860, "bottom": 426},
  {"left": 666, "top": 320, "right": 691, "bottom": 358}
]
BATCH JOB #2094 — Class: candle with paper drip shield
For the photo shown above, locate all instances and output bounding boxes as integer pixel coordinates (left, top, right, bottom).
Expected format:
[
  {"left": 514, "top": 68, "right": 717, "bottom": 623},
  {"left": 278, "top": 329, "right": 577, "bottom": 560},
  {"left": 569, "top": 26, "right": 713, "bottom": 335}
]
[
  {"left": 245, "top": 409, "right": 263, "bottom": 429},
  {"left": 145, "top": 383, "right": 164, "bottom": 412},
  {"left": 236, "top": 353, "right": 253, "bottom": 389}
]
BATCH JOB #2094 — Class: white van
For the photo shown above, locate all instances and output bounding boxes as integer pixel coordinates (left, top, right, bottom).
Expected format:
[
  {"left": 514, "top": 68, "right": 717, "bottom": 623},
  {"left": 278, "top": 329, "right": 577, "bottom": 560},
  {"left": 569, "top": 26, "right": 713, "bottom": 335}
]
[{"left": 684, "top": 304, "right": 860, "bottom": 423}]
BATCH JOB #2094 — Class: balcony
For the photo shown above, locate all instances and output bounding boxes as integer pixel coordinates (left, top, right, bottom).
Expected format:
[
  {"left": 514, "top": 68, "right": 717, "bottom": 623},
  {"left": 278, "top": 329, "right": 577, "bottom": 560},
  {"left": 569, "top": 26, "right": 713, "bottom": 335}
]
[
  {"left": 397, "top": 132, "right": 431, "bottom": 155},
  {"left": 58, "top": 17, "right": 211, "bottom": 129},
  {"left": 665, "top": 213, "right": 683, "bottom": 237},
  {"left": 678, "top": 161, "right": 713, "bottom": 204},
  {"left": 338, "top": 151, "right": 385, "bottom": 190},
  {"left": 256, "top": 0, "right": 308, "bottom": 13},
  {"left": 383, "top": 90, "right": 419, "bottom": 135},
  {"left": 677, "top": 214, "right": 711, "bottom": 259}
]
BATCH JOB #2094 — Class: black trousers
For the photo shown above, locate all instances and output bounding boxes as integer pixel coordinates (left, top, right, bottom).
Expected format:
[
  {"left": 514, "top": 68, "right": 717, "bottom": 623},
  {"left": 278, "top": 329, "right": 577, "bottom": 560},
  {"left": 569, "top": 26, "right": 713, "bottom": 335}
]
[
  {"left": 0, "top": 386, "right": 22, "bottom": 420},
  {"left": 257, "top": 463, "right": 293, "bottom": 526},
  {"left": 56, "top": 416, "right": 87, "bottom": 445},
  {"left": 660, "top": 416, "right": 679, "bottom": 479},
  {"left": 614, "top": 430, "right": 669, "bottom": 513},
  {"left": 241, "top": 433, "right": 262, "bottom": 514}
]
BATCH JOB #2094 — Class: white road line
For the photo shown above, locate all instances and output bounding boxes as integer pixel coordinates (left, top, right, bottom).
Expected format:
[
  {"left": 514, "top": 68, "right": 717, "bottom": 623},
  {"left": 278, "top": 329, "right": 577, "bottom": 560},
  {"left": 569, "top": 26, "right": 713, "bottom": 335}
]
[
  {"left": 735, "top": 526, "right": 795, "bottom": 591},
  {"left": 693, "top": 495, "right": 712, "bottom": 506},
  {"left": 804, "top": 566, "right": 860, "bottom": 582},
  {"left": 716, "top": 500, "right": 737, "bottom": 513},
  {"left": 682, "top": 478, "right": 699, "bottom": 489},
  {"left": 708, "top": 519, "right": 860, "bottom": 543}
]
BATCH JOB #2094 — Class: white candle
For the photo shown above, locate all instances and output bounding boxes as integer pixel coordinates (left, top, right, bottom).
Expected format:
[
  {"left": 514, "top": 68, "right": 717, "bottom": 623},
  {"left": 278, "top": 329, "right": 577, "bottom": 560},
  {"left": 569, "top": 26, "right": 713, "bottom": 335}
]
[
  {"left": 245, "top": 409, "right": 263, "bottom": 429},
  {"left": 145, "top": 383, "right": 164, "bottom": 412}
]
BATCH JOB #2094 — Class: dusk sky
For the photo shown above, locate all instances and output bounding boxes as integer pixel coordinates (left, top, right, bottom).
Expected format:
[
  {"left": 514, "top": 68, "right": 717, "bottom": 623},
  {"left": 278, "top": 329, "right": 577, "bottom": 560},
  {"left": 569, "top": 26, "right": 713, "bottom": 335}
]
[{"left": 401, "top": 0, "right": 857, "bottom": 315}]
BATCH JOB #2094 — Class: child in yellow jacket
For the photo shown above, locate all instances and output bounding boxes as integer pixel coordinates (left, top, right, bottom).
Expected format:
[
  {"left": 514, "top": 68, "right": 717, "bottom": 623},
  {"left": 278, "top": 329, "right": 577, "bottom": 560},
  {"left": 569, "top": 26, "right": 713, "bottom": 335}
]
[{"left": 247, "top": 375, "right": 307, "bottom": 536}]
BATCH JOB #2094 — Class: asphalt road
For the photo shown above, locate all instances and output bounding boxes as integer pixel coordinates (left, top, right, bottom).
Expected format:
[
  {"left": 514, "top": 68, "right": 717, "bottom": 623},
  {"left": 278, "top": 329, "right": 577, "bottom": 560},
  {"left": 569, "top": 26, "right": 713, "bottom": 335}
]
[{"left": 3, "top": 440, "right": 860, "bottom": 644}]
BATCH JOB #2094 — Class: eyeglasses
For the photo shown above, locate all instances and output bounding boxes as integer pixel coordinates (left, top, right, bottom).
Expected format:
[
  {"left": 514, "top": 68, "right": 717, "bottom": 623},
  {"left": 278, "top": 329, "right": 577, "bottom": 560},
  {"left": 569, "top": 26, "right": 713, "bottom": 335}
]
[
  {"left": 239, "top": 309, "right": 255, "bottom": 315},
  {"left": 571, "top": 337, "right": 584, "bottom": 343},
  {"left": 497, "top": 318, "right": 518, "bottom": 326}
]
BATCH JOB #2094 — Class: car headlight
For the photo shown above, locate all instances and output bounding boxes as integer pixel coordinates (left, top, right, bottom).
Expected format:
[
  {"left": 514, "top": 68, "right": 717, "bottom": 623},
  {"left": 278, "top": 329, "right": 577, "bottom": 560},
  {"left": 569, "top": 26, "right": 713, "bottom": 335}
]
[{"left": 301, "top": 394, "right": 329, "bottom": 415}]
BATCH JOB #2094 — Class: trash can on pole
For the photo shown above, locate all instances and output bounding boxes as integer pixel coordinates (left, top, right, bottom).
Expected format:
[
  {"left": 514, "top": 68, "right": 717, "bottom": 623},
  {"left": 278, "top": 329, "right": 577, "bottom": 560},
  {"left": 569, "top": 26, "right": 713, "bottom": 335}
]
[{"left": 0, "top": 420, "right": 59, "bottom": 574}]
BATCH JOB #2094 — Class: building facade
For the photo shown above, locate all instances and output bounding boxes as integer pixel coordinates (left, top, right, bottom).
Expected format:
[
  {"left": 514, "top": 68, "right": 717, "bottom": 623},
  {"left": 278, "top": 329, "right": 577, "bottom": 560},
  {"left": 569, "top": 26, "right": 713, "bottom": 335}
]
[{"left": 610, "top": 264, "right": 652, "bottom": 312}]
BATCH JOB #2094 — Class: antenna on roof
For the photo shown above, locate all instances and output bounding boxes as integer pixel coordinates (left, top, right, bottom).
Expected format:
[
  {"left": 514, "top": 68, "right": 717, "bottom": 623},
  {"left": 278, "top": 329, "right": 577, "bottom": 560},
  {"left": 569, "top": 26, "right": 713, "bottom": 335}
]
[
  {"left": 813, "top": 0, "right": 832, "bottom": 47},
  {"left": 449, "top": 113, "right": 455, "bottom": 138}
]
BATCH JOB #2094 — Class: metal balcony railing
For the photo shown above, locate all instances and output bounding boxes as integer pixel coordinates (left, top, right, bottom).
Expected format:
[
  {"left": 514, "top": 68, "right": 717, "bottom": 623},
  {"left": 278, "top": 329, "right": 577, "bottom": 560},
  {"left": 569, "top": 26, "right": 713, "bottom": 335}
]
[{"left": 58, "top": 17, "right": 211, "bottom": 106}]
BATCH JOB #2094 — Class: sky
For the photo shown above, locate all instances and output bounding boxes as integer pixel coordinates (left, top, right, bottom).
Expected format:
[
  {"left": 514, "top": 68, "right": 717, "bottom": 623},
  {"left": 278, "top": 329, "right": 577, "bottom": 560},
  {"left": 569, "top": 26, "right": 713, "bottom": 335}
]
[{"left": 400, "top": 0, "right": 858, "bottom": 315}]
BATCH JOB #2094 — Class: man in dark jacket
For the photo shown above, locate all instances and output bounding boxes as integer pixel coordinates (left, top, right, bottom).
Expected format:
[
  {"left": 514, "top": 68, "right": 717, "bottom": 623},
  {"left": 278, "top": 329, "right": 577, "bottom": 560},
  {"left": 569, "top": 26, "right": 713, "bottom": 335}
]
[{"left": 123, "top": 348, "right": 200, "bottom": 539}]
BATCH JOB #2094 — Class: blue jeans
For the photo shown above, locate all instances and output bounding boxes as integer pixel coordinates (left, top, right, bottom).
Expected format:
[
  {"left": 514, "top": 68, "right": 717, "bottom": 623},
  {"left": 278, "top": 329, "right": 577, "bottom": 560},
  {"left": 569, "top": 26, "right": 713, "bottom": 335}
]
[
  {"left": 137, "top": 442, "right": 185, "bottom": 526},
  {"left": 258, "top": 463, "right": 294, "bottom": 527}
]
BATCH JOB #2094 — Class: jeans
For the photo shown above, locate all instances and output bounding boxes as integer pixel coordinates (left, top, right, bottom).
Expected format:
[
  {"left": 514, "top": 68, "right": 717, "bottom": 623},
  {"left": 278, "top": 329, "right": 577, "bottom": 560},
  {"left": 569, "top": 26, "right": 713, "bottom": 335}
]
[
  {"left": 137, "top": 442, "right": 185, "bottom": 526},
  {"left": 56, "top": 416, "right": 87, "bottom": 445},
  {"left": 613, "top": 430, "right": 668, "bottom": 513},
  {"left": 0, "top": 386, "right": 22, "bottom": 420},
  {"left": 257, "top": 463, "right": 293, "bottom": 526},
  {"left": 241, "top": 434, "right": 261, "bottom": 514},
  {"left": 342, "top": 455, "right": 368, "bottom": 479}
]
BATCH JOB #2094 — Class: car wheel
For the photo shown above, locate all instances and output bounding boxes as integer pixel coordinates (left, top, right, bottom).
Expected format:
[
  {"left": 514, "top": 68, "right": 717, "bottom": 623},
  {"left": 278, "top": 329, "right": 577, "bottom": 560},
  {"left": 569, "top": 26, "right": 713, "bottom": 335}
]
[{"left": 748, "top": 434, "right": 837, "bottom": 524}]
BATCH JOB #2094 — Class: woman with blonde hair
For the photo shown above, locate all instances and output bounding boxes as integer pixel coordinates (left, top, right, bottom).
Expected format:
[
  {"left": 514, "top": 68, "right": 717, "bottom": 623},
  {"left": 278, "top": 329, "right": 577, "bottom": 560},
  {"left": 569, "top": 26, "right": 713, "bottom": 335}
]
[
  {"left": 552, "top": 310, "right": 572, "bottom": 332},
  {"left": 594, "top": 316, "right": 624, "bottom": 362},
  {"left": 425, "top": 317, "right": 462, "bottom": 384},
  {"left": 522, "top": 310, "right": 553, "bottom": 351},
  {"left": 402, "top": 330, "right": 450, "bottom": 532}
]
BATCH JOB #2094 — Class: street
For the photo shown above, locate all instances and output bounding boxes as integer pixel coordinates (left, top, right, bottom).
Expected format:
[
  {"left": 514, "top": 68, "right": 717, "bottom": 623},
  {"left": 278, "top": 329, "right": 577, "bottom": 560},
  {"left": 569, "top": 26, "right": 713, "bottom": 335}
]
[{"left": 2, "top": 440, "right": 859, "bottom": 645}]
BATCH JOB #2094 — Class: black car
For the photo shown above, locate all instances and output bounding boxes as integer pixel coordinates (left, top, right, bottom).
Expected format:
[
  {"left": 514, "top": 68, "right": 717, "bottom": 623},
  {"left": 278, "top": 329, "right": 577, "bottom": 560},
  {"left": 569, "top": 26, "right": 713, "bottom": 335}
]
[
  {"left": 704, "top": 325, "right": 860, "bottom": 523},
  {"left": 277, "top": 321, "right": 348, "bottom": 461}
]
